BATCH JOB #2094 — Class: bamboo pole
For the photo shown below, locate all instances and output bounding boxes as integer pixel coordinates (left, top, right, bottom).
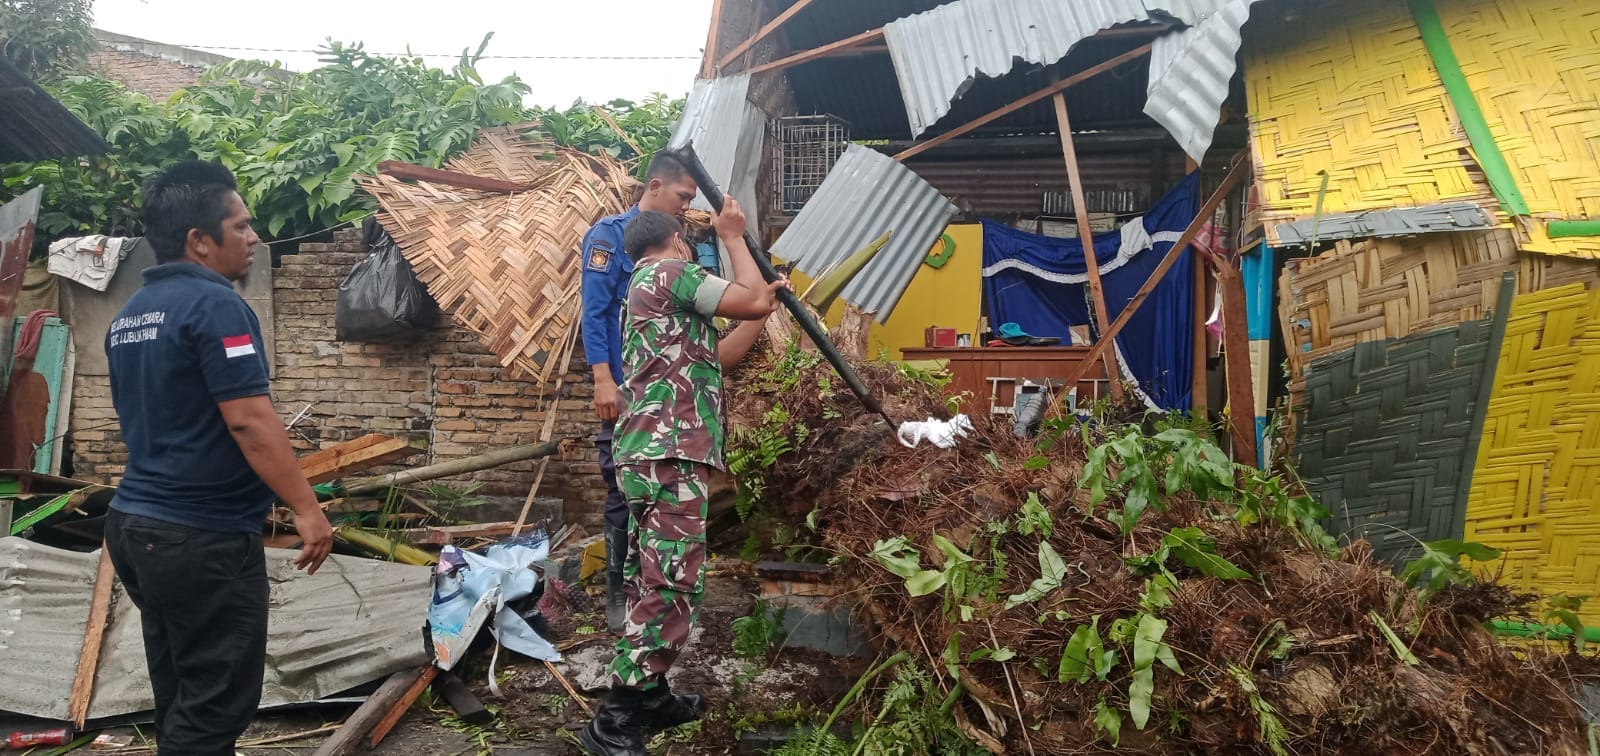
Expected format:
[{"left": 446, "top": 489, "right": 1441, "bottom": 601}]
[
  {"left": 1052, "top": 93, "right": 1123, "bottom": 400},
  {"left": 342, "top": 439, "right": 567, "bottom": 496}
]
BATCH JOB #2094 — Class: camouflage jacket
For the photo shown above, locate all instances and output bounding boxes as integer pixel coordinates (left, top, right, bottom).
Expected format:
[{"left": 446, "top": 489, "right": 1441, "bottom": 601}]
[{"left": 614, "top": 258, "right": 732, "bottom": 469}]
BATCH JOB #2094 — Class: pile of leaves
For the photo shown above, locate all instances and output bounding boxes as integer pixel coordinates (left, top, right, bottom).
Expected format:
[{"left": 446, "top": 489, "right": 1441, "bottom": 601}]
[{"left": 726, "top": 342, "right": 1598, "bottom": 755}]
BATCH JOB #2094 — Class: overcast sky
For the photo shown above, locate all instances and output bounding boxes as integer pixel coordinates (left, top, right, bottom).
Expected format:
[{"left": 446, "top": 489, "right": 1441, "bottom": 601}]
[{"left": 93, "top": 0, "right": 713, "bottom": 108}]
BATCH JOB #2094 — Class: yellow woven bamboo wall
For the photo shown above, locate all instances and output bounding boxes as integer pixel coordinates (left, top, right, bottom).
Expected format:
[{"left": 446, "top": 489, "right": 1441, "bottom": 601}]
[
  {"left": 1464, "top": 283, "right": 1600, "bottom": 623},
  {"left": 1437, "top": 0, "right": 1600, "bottom": 258},
  {"left": 1246, "top": 0, "right": 1600, "bottom": 258}
]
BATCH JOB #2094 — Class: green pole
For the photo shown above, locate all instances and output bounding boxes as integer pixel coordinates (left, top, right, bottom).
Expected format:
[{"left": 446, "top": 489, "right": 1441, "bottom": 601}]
[{"left": 1548, "top": 220, "right": 1600, "bottom": 239}]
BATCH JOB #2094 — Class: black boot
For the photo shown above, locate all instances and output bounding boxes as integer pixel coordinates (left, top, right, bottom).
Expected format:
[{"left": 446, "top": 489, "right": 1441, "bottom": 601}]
[
  {"left": 605, "top": 522, "right": 627, "bottom": 636},
  {"left": 579, "top": 687, "right": 648, "bottom": 756},
  {"left": 636, "top": 678, "right": 706, "bottom": 733}
]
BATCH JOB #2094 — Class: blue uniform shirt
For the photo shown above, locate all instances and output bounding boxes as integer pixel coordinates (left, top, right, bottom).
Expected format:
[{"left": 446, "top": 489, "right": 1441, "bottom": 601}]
[
  {"left": 107, "top": 262, "right": 274, "bottom": 533},
  {"left": 580, "top": 205, "right": 640, "bottom": 384}
]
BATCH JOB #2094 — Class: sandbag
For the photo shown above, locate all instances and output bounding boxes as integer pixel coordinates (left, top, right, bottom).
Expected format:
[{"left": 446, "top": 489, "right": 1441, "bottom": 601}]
[{"left": 335, "top": 218, "right": 439, "bottom": 341}]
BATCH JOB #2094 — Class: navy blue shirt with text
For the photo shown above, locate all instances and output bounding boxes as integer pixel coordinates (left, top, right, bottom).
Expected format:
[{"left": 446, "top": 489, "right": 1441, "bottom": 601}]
[{"left": 107, "top": 262, "right": 274, "bottom": 533}]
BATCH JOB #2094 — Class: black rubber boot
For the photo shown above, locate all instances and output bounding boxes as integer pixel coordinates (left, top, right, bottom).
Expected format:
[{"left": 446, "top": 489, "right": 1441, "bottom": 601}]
[
  {"left": 636, "top": 679, "right": 706, "bottom": 733},
  {"left": 605, "top": 522, "right": 627, "bottom": 636},
  {"left": 578, "top": 687, "right": 648, "bottom": 756}
]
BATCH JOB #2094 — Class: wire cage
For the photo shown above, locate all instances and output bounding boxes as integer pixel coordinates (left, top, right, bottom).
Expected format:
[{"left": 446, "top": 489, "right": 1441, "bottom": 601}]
[{"left": 772, "top": 114, "right": 850, "bottom": 215}]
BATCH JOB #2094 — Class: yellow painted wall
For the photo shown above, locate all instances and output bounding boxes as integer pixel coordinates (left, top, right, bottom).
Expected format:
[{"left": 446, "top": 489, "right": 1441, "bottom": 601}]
[
  {"left": 785, "top": 223, "right": 983, "bottom": 360},
  {"left": 1245, "top": 0, "right": 1600, "bottom": 258}
]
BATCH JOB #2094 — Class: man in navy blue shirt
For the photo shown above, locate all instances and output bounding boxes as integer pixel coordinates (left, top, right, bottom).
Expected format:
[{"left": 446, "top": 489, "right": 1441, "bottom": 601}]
[
  {"left": 580, "top": 153, "right": 699, "bottom": 635},
  {"left": 104, "top": 160, "right": 333, "bottom": 756}
]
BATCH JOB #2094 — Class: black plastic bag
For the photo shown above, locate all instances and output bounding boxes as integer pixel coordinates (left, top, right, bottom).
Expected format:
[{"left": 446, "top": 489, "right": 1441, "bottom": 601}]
[{"left": 335, "top": 218, "right": 439, "bottom": 341}]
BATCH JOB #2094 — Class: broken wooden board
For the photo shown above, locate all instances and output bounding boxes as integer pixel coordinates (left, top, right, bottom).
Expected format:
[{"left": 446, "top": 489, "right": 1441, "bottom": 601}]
[
  {"left": 399, "top": 521, "right": 521, "bottom": 545},
  {"left": 299, "top": 435, "right": 422, "bottom": 485},
  {"left": 310, "top": 666, "right": 429, "bottom": 756},
  {"left": 68, "top": 547, "right": 115, "bottom": 728}
]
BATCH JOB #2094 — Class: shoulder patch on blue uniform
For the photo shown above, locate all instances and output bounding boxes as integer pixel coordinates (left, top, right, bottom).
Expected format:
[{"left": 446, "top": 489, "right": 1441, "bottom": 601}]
[{"left": 587, "top": 244, "right": 612, "bottom": 272}]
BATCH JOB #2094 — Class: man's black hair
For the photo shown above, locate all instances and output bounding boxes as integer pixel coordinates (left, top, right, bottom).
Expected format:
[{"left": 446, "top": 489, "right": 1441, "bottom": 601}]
[
  {"left": 623, "top": 211, "right": 685, "bottom": 261},
  {"left": 645, "top": 152, "right": 692, "bottom": 185},
  {"left": 143, "top": 160, "right": 240, "bottom": 263}
]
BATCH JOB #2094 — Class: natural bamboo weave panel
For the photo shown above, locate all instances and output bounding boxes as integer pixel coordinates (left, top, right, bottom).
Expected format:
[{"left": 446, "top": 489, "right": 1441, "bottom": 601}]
[
  {"left": 360, "top": 127, "right": 635, "bottom": 381},
  {"left": 1295, "top": 318, "right": 1494, "bottom": 565},
  {"left": 1437, "top": 0, "right": 1600, "bottom": 259},
  {"left": 1244, "top": 0, "right": 1490, "bottom": 234},
  {"left": 1464, "top": 283, "right": 1600, "bottom": 623}
]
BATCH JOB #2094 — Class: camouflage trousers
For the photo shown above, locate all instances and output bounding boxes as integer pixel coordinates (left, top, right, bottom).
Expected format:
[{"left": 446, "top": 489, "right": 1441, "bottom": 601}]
[{"left": 608, "top": 459, "right": 711, "bottom": 691}]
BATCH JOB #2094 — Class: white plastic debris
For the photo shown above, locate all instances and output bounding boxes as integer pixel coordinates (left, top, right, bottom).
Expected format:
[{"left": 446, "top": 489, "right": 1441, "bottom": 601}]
[{"left": 897, "top": 414, "right": 973, "bottom": 449}]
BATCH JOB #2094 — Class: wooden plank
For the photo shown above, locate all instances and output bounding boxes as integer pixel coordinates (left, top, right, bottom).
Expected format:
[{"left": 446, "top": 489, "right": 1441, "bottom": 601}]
[
  {"left": 1188, "top": 156, "right": 1208, "bottom": 415},
  {"left": 701, "top": 0, "right": 726, "bottom": 78},
  {"left": 69, "top": 547, "right": 115, "bottom": 729},
  {"left": 368, "top": 666, "right": 439, "bottom": 748},
  {"left": 718, "top": 0, "right": 817, "bottom": 70},
  {"left": 893, "top": 43, "right": 1154, "bottom": 162},
  {"left": 376, "top": 161, "right": 534, "bottom": 195},
  {"left": 743, "top": 27, "right": 886, "bottom": 77},
  {"left": 1051, "top": 155, "right": 1250, "bottom": 401},
  {"left": 299, "top": 434, "right": 421, "bottom": 484},
  {"left": 432, "top": 670, "right": 492, "bottom": 725},
  {"left": 1216, "top": 259, "right": 1259, "bottom": 466},
  {"left": 401, "top": 521, "right": 520, "bottom": 545},
  {"left": 1053, "top": 93, "right": 1123, "bottom": 401},
  {"left": 311, "top": 667, "right": 428, "bottom": 756}
]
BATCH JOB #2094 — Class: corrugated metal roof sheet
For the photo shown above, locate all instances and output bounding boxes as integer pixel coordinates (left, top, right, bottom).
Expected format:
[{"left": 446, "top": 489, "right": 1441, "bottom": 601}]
[
  {"left": 1144, "top": 0, "right": 1261, "bottom": 164},
  {"left": 883, "top": 0, "right": 1225, "bottom": 137},
  {"left": 1274, "top": 202, "right": 1498, "bottom": 245},
  {"left": 669, "top": 74, "right": 764, "bottom": 223},
  {"left": 0, "top": 538, "right": 430, "bottom": 720},
  {"left": 0, "top": 59, "right": 110, "bottom": 163},
  {"left": 773, "top": 144, "right": 956, "bottom": 322}
]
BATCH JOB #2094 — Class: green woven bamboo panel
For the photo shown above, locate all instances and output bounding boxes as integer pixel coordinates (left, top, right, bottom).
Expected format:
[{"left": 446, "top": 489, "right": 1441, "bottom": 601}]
[{"left": 1294, "top": 319, "right": 1494, "bottom": 564}]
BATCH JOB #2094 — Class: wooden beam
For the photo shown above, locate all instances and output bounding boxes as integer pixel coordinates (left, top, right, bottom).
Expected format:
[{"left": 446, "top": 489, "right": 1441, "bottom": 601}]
[
  {"left": 1051, "top": 155, "right": 1249, "bottom": 403},
  {"left": 368, "top": 666, "right": 439, "bottom": 748},
  {"left": 1214, "top": 257, "right": 1259, "bottom": 465},
  {"left": 299, "top": 434, "right": 422, "bottom": 485},
  {"left": 312, "top": 667, "right": 429, "bottom": 756},
  {"left": 342, "top": 438, "right": 568, "bottom": 495},
  {"left": 401, "top": 521, "right": 521, "bottom": 545},
  {"left": 893, "top": 43, "right": 1154, "bottom": 162},
  {"left": 69, "top": 547, "right": 115, "bottom": 729},
  {"left": 376, "top": 161, "right": 534, "bottom": 194},
  {"left": 743, "top": 27, "right": 886, "bottom": 77},
  {"left": 1187, "top": 157, "right": 1208, "bottom": 415},
  {"left": 1053, "top": 93, "right": 1123, "bottom": 401},
  {"left": 719, "top": 0, "right": 817, "bottom": 70},
  {"left": 701, "top": 0, "right": 727, "bottom": 78}
]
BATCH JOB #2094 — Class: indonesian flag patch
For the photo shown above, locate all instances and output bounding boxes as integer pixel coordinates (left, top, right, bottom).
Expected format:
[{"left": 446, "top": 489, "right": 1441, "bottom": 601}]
[{"left": 222, "top": 334, "right": 257, "bottom": 359}]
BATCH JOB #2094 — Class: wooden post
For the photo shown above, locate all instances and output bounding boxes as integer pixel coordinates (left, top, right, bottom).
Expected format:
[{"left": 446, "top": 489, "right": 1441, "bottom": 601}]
[
  {"left": 1050, "top": 155, "right": 1248, "bottom": 400},
  {"left": 743, "top": 27, "right": 886, "bottom": 77},
  {"left": 893, "top": 44, "right": 1153, "bottom": 163},
  {"left": 718, "top": 0, "right": 817, "bottom": 70},
  {"left": 1187, "top": 157, "right": 1208, "bottom": 415},
  {"left": 701, "top": 0, "right": 726, "bottom": 78},
  {"left": 68, "top": 547, "right": 115, "bottom": 729},
  {"left": 1214, "top": 256, "right": 1259, "bottom": 465},
  {"left": 368, "top": 666, "right": 439, "bottom": 747},
  {"left": 312, "top": 667, "right": 429, "bottom": 756},
  {"left": 1053, "top": 93, "right": 1123, "bottom": 400}
]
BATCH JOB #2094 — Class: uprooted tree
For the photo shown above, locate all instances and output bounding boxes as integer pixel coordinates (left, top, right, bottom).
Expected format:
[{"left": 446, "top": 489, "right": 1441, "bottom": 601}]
[{"left": 721, "top": 328, "right": 1597, "bottom": 755}]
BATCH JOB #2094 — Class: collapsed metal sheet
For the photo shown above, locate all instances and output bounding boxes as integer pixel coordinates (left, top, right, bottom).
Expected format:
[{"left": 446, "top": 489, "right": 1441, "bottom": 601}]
[
  {"left": 1144, "top": 0, "right": 1263, "bottom": 165},
  {"left": 668, "top": 74, "right": 764, "bottom": 235},
  {"left": 772, "top": 145, "right": 956, "bottom": 323},
  {"left": 1274, "top": 203, "right": 1498, "bottom": 245},
  {"left": 884, "top": 0, "right": 1222, "bottom": 137},
  {"left": 0, "top": 538, "right": 430, "bottom": 721}
]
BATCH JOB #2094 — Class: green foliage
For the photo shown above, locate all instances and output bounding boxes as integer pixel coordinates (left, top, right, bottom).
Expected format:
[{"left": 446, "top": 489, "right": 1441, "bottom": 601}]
[
  {"left": 1016, "top": 492, "right": 1053, "bottom": 538},
  {"left": 1127, "top": 613, "right": 1181, "bottom": 729},
  {"left": 727, "top": 403, "right": 796, "bottom": 521},
  {"left": 1162, "top": 527, "right": 1250, "bottom": 579},
  {"left": 1369, "top": 611, "right": 1419, "bottom": 666},
  {"left": 0, "top": 0, "right": 93, "bottom": 81},
  {"left": 1237, "top": 468, "right": 1338, "bottom": 554},
  {"left": 1544, "top": 594, "right": 1589, "bottom": 652},
  {"left": 732, "top": 597, "right": 788, "bottom": 660},
  {"left": 1397, "top": 538, "right": 1501, "bottom": 604},
  {"left": 1059, "top": 615, "right": 1116, "bottom": 684},
  {"left": 870, "top": 537, "right": 947, "bottom": 598},
  {"left": 1004, "top": 540, "right": 1069, "bottom": 609},
  {"left": 1228, "top": 663, "right": 1289, "bottom": 756},
  {"left": 1081, "top": 427, "right": 1234, "bottom": 534},
  {"left": 1093, "top": 694, "right": 1123, "bottom": 746}
]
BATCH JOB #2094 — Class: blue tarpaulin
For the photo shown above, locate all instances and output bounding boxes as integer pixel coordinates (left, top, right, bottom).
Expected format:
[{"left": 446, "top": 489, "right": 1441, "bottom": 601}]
[{"left": 981, "top": 173, "right": 1199, "bottom": 409}]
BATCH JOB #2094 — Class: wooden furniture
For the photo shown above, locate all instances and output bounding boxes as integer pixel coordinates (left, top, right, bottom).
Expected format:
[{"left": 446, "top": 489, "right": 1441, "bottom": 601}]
[{"left": 901, "top": 346, "right": 1111, "bottom": 415}]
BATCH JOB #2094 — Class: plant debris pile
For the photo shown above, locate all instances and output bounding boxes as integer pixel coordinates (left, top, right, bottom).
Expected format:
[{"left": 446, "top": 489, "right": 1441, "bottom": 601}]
[{"left": 726, "top": 342, "right": 1596, "bottom": 755}]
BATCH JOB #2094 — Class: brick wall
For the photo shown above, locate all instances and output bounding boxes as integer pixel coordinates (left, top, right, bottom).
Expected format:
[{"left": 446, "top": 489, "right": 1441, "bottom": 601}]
[
  {"left": 69, "top": 227, "right": 609, "bottom": 528},
  {"left": 88, "top": 48, "right": 206, "bottom": 101}
]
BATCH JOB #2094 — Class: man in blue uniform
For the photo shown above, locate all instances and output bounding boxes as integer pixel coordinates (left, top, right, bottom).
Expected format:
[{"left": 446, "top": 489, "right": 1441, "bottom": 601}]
[
  {"left": 580, "top": 153, "right": 699, "bottom": 635},
  {"left": 103, "top": 160, "right": 333, "bottom": 755}
]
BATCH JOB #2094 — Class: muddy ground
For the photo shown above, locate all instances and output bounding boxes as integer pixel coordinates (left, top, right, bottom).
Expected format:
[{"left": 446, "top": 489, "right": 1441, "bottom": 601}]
[{"left": 87, "top": 562, "right": 861, "bottom": 756}]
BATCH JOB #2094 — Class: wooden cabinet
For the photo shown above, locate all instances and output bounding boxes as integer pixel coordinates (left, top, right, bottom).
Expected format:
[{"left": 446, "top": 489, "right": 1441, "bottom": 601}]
[{"left": 900, "top": 346, "right": 1111, "bottom": 416}]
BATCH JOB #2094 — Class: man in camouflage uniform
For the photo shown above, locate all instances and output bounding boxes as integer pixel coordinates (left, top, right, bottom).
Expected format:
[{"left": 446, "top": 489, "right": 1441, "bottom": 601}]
[{"left": 580, "top": 201, "right": 785, "bottom": 756}]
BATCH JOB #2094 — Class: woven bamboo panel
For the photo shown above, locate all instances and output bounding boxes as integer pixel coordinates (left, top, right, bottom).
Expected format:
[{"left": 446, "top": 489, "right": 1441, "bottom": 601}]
[
  {"left": 1244, "top": 0, "right": 1491, "bottom": 233},
  {"left": 360, "top": 127, "right": 636, "bottom": 381},
  {"left": 1279, "top": 230, "right": 1600, "bottom": 412},
  {"left": 1295, "top": 319, "right": 1494, "bottom": 565},
  {"left": 1464, "top": 283, "right": 1600, "bottom": 624},
  {"left": 1437, "top": 0, "right": 1600, "bottom": 259}
]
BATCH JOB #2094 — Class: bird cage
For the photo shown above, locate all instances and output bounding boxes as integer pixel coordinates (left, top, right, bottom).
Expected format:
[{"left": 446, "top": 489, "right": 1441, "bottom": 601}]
[{"left": 772, "top": 115, "right": 850, "bottom": 215}]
